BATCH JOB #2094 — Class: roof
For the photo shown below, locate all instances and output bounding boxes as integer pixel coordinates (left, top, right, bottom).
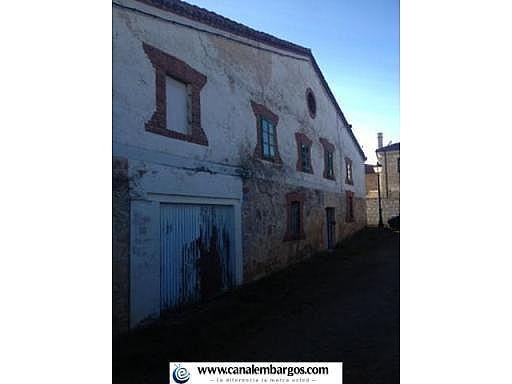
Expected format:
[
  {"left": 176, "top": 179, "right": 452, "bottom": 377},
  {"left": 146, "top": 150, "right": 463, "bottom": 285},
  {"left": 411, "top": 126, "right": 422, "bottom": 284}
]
[
  {"left": 376, "top": 142, "right": 400, "bottom": 153},
  {"left": 365, "top": 164, "right": 376, "bottom": 174},
  {"left": 132, "top": 0, "right": 367, "bottom": 161}
]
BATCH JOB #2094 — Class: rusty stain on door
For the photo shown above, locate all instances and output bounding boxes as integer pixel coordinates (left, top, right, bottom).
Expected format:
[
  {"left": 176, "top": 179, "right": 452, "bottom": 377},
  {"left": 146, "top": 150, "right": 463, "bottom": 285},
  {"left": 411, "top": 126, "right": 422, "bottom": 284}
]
[{"left": 160, "top": 203, "right": 237, "bottom": 310}]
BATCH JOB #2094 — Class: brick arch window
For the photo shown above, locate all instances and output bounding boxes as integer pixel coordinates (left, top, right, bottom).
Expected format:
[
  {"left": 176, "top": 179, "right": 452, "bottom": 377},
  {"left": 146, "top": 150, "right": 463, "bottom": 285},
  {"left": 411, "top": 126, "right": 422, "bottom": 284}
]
[
  {"left": 251, "top": 101, "right": 282, "bottom": 163},
  {"left": 319, "top": 138, "right": 335, "bottom": 180},
  {"left": 284, "top": 192, "right": 305, "bottom": 241},
  {"left": 143, "top": 43, "right": 208, "bottom": 146},
  {"left": 295, "top": 132, "right": 313, "bottom": 173}
]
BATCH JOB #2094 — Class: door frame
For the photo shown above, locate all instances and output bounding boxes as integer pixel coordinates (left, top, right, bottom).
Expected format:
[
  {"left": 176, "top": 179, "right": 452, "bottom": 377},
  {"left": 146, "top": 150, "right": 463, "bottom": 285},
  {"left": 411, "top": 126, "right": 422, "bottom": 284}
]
[{"left": 325, "top": 207, "right": 336, "bottom": 249}]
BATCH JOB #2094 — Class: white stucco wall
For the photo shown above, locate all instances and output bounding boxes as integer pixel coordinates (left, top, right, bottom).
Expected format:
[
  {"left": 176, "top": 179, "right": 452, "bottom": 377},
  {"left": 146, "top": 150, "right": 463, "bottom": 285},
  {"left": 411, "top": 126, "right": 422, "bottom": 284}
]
[
  {"left": 112, "top": 0, "right": 366, "bottom": 196},
  {"left": 113, "top": 0, "right": 367, "bottom": 327}
]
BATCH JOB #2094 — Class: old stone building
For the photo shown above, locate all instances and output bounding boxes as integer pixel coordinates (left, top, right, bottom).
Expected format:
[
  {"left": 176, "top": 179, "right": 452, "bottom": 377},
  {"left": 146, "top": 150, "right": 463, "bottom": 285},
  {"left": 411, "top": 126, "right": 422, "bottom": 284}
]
[
  {"left": 366, "top": 133, "right": 400, "bottom": 226},
  {"left": 113, "top": 0, "right": 367, "bottom": 333}
]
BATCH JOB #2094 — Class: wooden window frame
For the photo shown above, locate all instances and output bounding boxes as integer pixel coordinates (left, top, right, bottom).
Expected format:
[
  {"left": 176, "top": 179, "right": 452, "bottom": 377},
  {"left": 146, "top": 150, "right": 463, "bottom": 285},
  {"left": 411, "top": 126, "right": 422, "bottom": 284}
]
[
  {"left": 143, "top": 43, "right": 208, "bottom": 146},
  {"left": 295, "top": 132, "right": 313, "bottom": 173},
  {"left": 251, "top": 101, "right": 282, "bottom": 163},
  {"left": 284, "top": 192, "right": 305, "bottom": 241},
  {"left": 320, "top": 138, "right": 335, "bottom": 180}
]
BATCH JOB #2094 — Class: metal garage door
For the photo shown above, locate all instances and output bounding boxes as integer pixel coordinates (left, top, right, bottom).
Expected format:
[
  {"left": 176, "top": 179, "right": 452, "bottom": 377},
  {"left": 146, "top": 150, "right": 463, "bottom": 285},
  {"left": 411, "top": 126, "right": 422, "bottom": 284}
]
[{"left": 160, "top": 203, "right": 237, "bottom": 310}]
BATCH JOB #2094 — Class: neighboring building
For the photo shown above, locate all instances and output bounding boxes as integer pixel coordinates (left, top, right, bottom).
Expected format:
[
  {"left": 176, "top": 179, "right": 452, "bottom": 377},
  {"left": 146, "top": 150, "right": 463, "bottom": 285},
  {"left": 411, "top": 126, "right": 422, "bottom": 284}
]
[
  {"left": 366, "top": 133, "right": 400, "bottom": 226},
  {"left": 113, "top": 0, "right": 367, "bottom": 333}
]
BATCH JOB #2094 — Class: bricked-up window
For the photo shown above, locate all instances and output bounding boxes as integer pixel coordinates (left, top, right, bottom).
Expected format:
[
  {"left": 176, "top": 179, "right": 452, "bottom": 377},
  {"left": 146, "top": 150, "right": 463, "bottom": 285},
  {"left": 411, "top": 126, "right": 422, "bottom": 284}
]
[
  {"left": 295, "top": 133, "right": 313, "bottom": 173},
  {"left": 345, "top": 157, "right": 353, "bottom": 185},
  {"left": 165, "top": 76, "right": 189, "bottom": 134},
  {"left": 251, "top": 101, "right": 282, "bottom": 163},
  {"left": 143, "top": 43, "right": 208, "bottom": 146},
  {"left": 320, "top": 138, "right": 335, "bottom": 180},
  {"left": 284, "top": 192, "right": 305, "bottom": 241},
  {"left": 346, "top": 191, "right": 355, "bottom": 222}
]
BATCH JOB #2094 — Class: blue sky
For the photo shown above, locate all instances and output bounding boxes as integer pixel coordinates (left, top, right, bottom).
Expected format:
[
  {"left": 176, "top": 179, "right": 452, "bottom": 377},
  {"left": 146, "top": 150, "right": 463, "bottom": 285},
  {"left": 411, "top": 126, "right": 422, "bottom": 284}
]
[{"left": 188, "top": 0, "right": 400, "bottom": 163}]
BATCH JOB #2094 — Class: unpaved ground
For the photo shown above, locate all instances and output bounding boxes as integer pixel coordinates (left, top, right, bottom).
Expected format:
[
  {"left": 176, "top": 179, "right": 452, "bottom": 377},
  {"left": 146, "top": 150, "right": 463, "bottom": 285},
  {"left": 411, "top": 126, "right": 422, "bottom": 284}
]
[{"left": 113, "top": 228, "right": 399, "bottom": 384}]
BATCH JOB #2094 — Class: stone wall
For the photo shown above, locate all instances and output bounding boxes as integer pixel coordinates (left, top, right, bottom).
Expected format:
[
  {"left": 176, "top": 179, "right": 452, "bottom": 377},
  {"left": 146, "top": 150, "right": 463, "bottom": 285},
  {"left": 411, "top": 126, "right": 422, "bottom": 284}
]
[
  {"left": 242, "top": 177, "right": 366, "bottom": 282},
  {"left": 113, "top": 157, "right": 130, "bottom": 334},
  {"left": 365, "top": 172, "right": 378, "bottom": 198},
  {"left": 366, "top": 198, "right": 400, "bottom": 226},
  {"left": 113, "top": 1, "right": 369, "bottom": 330},
  {"left": 377, "top": 150, "right": 400, "bottom": 199}
]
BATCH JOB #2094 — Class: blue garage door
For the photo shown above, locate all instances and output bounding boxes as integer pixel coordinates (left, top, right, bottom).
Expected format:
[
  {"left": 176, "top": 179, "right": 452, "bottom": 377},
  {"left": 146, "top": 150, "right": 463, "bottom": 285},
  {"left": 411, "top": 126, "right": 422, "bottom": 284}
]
[{"left": 160, "top": 203, "right": 237, "bottom": 310}]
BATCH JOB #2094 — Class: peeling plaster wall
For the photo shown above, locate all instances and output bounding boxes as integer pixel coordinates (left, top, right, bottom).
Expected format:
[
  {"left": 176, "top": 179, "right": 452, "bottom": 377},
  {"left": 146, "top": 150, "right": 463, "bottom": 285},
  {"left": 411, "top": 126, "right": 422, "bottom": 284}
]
[
  {"left": 242, "top": 177, "right": 366, "bottom": 281},
  {"left": 113, "top": 0, "right": 365, "bottom": 195},
  {"left": 113, "top": 157, "right": 130, "bottom": 334},
  {"left": 113, "top": 0, "right": 367, "bottom": 329}
]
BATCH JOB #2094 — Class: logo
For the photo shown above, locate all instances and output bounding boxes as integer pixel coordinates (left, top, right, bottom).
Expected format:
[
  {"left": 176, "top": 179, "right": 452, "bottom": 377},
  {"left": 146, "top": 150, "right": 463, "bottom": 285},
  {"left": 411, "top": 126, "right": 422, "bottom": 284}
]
[{"left": 172, "top": 364, "right": 191, "bottom": 384}]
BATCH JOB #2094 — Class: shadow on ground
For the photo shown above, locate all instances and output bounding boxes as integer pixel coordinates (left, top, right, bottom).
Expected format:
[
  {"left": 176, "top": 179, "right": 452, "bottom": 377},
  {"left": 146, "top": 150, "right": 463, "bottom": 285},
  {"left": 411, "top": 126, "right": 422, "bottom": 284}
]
[{"left": 113, "top": 227, "right": 399, "bottom": 384}]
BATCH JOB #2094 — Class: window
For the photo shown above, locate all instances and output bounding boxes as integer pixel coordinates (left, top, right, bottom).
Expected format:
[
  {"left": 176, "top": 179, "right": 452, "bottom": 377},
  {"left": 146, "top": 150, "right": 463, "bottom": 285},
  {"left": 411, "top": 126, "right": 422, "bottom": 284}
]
[
  {"left": 290, "top": 201, "right": 301, "bottom": 236},
  {"left": 295, "top": 132, "right": 313, "bottom": 173},
  {"left": 325, "top": 151, "right": 334, "bottom": 178},
  {"left": 165, "top": 76, "right": 189, "bottom": 134},
  {"left": 346, "top": 191, "right": 354, "bottom": 222},
  {"left": 260, "top": 118, "right": 277, "bottom": 160},
  {"left": 284, "top": 192, "right": 305, "bottom": 241},
  {"left": 320, "top": 138, "right": 335, "bottom": 180},
  {"left": 397, "top": 157, "right": 400, "bottom": 173},
  {"left": 345, "top": 157, "right": 353, "bottom": 185},
  {"left": 306, "top": 88, "right": 316, "bottom": 118},
  {"left": 143, "top": 43, "right": 208, "bottom": 146},
  {"left": 251, "top": 101, "right": 282, "bottom": 163}
]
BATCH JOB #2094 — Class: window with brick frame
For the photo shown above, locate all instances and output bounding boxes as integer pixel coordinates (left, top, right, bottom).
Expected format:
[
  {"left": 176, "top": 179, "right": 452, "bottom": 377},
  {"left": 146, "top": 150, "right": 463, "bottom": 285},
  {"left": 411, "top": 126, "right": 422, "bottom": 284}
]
[
  {"left": 345, "top": 157, "right": 353, "bottom": 185},
  {"left": 143, "top": 43, "right": 208, "bottom": 146},
  {"left": 320, "top": 138, "right": 335, "bottom": 180},
  {"left": 295, "top": 133, "right": 313, "bottom": 173},
  {"left": 251, "top": 101, "right": 282, "bottom": 163},
  {"left": 346, "top": 190, "right": 355, "bottom": 222},
  {"left": 284, "top": 192, "right": 305, "bottom": 241}
]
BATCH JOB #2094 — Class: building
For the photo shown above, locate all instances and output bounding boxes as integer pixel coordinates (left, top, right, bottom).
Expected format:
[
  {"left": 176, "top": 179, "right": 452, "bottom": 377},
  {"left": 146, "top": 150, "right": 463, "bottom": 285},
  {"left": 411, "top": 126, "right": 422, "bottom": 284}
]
[
  {"left": 366, "top": 133, "right": 400, "bottom": 226},
  {"left": 113, "top": 0, "right": 367, "bottom": 333}
]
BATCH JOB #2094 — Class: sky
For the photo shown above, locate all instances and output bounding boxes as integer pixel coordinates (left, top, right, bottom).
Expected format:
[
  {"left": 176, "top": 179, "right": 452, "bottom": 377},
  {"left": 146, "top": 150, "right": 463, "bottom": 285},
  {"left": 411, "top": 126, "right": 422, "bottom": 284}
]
[{"left": 187, "top": 0, "right": 400, "bottom": 163}]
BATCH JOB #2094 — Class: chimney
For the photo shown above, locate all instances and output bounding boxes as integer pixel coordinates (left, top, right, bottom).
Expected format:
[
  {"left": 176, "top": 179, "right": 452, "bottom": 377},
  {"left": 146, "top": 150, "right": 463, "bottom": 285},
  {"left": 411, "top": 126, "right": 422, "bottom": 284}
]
[{"left": 377, "top": 132, "right": 383, "bottom": 149}]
